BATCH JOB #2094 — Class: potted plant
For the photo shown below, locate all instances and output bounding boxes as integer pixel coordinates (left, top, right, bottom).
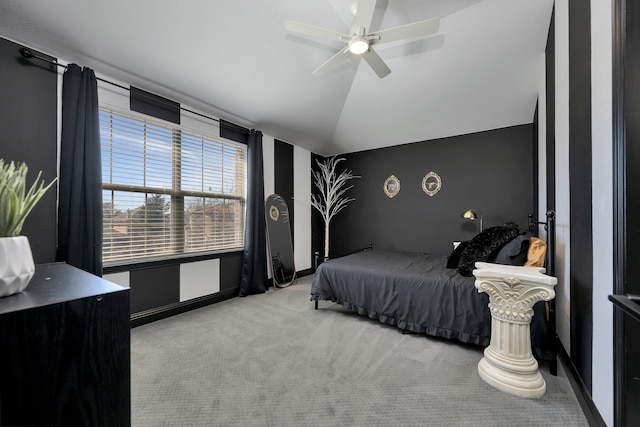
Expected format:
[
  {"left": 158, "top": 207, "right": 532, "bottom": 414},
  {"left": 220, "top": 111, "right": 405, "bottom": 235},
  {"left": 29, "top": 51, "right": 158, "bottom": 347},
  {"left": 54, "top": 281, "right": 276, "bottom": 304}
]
[{"left": 0, "top": 159, "right": 56, "bottom": 297}]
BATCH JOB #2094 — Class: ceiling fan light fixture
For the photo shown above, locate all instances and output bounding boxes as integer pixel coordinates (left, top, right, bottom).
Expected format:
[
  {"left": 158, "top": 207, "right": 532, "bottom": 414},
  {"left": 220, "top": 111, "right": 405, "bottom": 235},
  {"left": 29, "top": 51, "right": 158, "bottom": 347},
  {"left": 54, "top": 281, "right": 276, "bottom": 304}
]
[
  {"left": 349, "top": 37, "right": 369, "bottom": 55},
  {"left": 284, "top": 6, "right": 441, "bottom": 79}
]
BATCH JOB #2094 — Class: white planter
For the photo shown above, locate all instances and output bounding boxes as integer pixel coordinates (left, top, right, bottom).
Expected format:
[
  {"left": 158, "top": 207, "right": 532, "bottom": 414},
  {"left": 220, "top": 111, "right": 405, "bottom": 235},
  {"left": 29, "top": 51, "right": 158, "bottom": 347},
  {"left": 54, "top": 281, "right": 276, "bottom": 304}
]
[{"left": 0, "top": 236, "right": 35, "bottom": 297}]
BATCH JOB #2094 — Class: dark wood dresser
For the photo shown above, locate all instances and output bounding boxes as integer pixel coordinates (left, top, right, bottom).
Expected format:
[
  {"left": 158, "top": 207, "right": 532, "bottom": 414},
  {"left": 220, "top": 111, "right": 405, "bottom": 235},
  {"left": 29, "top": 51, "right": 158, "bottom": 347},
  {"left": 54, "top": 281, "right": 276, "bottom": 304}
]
[{"left": 0, "top": 262, "right": 130, "bottom": 427}]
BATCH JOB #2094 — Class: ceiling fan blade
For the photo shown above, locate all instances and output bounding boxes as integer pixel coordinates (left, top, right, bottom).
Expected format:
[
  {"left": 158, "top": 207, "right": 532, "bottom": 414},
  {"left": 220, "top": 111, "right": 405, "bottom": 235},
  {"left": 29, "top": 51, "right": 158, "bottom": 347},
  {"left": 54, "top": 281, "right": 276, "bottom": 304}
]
[
  {"left": 312, "top": 47, "right": 350, "bottom": 75},
  {"left": 285, "top": 21, "right": 349, "bottom": 43},
  {"left": 354, "top": 0, "right": 377, "bottom": 32},
  {"left": 363, "top": 47, "right": 391, "bottom": 78},
  {"left": 372, "top": 17, "right": 440, "bottom": 45}
]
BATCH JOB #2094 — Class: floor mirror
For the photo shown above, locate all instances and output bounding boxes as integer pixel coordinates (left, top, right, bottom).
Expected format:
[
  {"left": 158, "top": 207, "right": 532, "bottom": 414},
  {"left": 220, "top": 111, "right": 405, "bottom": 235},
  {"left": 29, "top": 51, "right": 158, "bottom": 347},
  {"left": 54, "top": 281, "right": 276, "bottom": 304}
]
[{"left": 265, "top": 194, "right": 296, "bottom": 288}]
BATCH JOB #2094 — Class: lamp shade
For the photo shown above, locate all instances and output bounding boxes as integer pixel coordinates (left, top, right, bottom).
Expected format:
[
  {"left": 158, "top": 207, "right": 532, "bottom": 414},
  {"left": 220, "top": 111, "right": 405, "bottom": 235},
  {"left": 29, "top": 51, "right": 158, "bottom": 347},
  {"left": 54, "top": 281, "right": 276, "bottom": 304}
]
[{"left": 461, "top": 209, "right": 478, "bottom": 220}]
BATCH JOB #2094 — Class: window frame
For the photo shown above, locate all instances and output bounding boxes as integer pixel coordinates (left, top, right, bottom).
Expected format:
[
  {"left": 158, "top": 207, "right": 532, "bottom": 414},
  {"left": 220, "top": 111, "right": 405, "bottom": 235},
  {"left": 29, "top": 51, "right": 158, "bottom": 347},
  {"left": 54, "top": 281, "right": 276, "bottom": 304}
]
[{"left": 99, "top": 105, "right": 247, "bottom": 269}]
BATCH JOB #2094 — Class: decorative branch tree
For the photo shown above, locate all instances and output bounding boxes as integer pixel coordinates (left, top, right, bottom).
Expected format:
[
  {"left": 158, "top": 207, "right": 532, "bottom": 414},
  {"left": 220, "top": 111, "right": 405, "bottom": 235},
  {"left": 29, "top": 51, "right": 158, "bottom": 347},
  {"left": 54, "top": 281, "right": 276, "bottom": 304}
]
[{"left": 311, "top": 156, "right": 360, "bottom": 259}]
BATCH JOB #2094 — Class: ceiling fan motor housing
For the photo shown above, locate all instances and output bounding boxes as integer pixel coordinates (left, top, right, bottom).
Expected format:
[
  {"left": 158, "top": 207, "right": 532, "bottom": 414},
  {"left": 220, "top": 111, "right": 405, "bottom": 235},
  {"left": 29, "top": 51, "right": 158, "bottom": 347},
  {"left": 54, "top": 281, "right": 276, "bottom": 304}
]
[{"left": 349, "top": 36, "right": 369, "bottom": 54}]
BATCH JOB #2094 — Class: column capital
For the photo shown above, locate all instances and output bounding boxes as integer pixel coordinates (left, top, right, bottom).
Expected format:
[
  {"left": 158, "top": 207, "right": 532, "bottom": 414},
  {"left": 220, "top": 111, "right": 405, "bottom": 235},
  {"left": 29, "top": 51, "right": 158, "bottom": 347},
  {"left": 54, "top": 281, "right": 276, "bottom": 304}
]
[{"left": 474, "top": 263, "right": 556, "bottom": 324}]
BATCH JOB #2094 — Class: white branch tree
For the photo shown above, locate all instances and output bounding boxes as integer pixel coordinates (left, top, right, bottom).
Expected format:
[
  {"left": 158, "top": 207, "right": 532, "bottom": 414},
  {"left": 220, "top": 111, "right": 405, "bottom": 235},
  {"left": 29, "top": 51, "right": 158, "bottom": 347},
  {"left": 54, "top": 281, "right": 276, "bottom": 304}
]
[{"left": 311, "top": 156, "right": 360, "bottom": 259}]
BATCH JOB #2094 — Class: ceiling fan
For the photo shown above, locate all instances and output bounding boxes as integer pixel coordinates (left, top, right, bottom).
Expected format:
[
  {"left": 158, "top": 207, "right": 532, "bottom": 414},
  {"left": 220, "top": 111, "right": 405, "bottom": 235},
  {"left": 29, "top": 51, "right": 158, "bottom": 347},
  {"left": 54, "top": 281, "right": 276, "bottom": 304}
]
[{"left": 285, "top": 0, "right": 440, "bottom": 78}]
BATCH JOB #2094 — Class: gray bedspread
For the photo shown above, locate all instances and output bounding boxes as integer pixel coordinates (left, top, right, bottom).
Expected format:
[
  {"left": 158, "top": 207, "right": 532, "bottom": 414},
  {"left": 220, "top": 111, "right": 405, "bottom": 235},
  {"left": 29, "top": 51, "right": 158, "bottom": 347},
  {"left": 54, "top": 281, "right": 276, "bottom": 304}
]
[{"left": 311, "top": 250, "right": 491, "bottom": 346}]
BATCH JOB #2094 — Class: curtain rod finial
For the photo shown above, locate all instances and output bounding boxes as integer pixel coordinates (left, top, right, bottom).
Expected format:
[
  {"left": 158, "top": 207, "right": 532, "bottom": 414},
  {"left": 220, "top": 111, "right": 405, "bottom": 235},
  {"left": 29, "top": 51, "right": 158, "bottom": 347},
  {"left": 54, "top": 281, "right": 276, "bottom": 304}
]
[{"left": 19, "top": 47, "right": 34, "bottom": 58}]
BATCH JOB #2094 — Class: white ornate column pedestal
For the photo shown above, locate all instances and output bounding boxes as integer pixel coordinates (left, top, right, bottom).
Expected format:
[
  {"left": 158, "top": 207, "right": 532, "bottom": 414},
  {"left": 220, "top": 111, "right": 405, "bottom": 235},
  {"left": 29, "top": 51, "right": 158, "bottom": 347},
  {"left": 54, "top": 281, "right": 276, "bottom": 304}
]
[{"left": 473, "top": 262, "right": 557, "bottom": 398}]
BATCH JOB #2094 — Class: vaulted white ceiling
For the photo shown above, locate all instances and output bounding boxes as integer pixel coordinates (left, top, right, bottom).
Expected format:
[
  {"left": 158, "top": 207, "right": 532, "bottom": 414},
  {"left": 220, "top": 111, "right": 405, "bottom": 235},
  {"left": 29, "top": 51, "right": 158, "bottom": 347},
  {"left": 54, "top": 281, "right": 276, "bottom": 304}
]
[{"left": 0, "top": 0, "right": 553, "bottom": 156}]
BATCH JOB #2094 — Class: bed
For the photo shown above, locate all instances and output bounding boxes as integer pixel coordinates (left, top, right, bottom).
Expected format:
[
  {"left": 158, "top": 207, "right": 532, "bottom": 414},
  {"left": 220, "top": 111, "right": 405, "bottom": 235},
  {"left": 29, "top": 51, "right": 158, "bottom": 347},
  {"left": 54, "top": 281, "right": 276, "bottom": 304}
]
[
  {"left": 311, "top": 249, "right": 491, "bottom": 345},
  {"left": 311, "top": 211, "right": 557, "bottom": 369}
]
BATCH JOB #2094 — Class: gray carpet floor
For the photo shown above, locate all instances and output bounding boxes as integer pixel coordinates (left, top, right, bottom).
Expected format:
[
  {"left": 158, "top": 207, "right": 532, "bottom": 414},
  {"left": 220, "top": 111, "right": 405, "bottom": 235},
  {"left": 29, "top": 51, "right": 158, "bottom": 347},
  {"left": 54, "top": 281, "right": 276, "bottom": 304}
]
[{"left": 131, "top": 275, "right": 589, "bottom": 426}]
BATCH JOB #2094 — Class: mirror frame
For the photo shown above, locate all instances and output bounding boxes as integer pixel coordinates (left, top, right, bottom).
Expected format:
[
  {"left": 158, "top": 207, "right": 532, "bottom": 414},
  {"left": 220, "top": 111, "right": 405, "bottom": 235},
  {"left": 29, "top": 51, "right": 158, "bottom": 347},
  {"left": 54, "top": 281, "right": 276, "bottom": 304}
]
[{"left": 265, "top": 194, "right": 296, "bottom": 288}]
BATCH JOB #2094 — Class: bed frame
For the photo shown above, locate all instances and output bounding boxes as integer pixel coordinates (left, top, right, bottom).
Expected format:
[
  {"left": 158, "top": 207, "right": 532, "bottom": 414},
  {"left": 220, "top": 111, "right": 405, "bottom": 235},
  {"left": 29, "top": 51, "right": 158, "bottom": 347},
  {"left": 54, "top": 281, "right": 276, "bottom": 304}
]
[{"left": 528, "top": 210, "right": 557, "bottom": 375}]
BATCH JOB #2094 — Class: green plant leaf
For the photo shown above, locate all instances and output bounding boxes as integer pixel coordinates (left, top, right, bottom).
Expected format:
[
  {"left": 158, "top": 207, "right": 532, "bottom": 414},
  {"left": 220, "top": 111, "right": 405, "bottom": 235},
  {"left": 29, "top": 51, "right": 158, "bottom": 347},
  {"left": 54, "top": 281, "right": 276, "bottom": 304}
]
[{"left": 0, "top": 159, "right": 56, "bottom": 237}]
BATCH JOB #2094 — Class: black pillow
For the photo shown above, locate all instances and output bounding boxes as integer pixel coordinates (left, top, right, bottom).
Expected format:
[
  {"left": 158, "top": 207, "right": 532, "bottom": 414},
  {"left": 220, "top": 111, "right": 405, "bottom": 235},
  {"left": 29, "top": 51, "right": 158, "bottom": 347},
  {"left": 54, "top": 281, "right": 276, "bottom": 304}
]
[
  {"left": 491, "top": 233, "right": 532, "bottom": 266},
  {"left": 446, "top": 241, "right": 469, "bottom": 269},
  {"left": 509, "top": 239, "right": 530, "bottom": 266},
  {"left": 457, "top": 223, "right": 520, "bottom": 276}
]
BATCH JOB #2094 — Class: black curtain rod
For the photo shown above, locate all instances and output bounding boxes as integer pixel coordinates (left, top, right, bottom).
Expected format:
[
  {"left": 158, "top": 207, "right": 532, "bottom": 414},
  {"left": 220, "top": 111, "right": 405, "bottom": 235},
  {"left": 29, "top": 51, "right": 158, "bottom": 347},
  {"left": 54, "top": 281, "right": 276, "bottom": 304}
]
[
  {"left": 18, "top": 47, "right": 220, "bottom": 124},
  {"left": 20, "top": 48, "right": 128, "bottom": 91}
]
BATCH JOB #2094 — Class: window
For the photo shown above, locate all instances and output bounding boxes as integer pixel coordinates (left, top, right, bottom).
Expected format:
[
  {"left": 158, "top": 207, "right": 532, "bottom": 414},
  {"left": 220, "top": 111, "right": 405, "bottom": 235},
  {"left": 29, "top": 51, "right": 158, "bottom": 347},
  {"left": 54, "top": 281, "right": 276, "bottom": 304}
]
[{"left": 100, "top": 108, "right": 246, "bottom": 266}]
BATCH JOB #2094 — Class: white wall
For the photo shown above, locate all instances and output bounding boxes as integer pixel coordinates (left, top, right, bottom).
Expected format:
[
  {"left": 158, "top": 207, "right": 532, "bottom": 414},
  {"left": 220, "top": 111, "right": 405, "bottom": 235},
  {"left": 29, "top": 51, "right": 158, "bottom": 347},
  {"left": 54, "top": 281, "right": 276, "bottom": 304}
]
[
  {"left": 293, "top": 145, "right": 312, "bottom": 271},
  {"left": 262, "top": 134, "right": 275, "bottom": 280},
  {"left": 103, "top": 271, "right": 130, "bottom": 288},
  {"left": 554, "top": 0, "right": 571, "bottom": 351},
  {"left": 263, "top": 134, "right": 275, "bottom": 197},
  {"left": 590, "top": 0, "right": 614, "bottom": 424},
  {"left": 179, "top": 259, "right": 220, "bottom": 301}
]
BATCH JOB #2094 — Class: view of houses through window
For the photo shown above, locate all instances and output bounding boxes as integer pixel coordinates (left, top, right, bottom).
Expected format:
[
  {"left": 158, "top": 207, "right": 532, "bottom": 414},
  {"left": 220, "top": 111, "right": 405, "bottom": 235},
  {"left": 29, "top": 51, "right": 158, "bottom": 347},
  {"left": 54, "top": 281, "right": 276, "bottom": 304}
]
[{"left": 100, "top": 109, "right": 246, "bottom": 266}]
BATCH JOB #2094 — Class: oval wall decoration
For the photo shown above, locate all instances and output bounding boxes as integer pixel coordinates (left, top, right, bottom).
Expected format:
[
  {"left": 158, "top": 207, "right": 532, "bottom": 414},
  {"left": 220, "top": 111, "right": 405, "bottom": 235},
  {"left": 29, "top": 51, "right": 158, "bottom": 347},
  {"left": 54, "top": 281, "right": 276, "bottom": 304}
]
[
  {"left": 422, "top": 171, "right": 442, "bottom": 197},
  {"left": 384, "top": 175, "right": 400, "bottom": 198}
]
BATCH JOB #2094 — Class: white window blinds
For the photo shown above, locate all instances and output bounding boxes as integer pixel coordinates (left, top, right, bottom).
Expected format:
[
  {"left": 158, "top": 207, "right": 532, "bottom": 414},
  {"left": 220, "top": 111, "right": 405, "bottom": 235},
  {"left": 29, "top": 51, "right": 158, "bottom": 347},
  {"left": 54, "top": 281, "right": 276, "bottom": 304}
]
[{"left": 100, "top": 108, "right": 246, "bottom": 266}]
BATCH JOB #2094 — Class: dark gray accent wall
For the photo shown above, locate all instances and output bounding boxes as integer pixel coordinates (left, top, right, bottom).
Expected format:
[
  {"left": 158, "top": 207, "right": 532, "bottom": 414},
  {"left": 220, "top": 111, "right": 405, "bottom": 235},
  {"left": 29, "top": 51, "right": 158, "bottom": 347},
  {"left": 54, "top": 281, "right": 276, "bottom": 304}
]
[
  {"left": 533, "top": 103, "right": 539, "bottom": 219},
  {"left": 130, "top": 264, "right": 180, "bottom": 313},
  {"left": 274, "top": 139, "right": 294, "bottom": 246},
  {"left": 220, "top": 253, "right": 243, "bottom": 291},
  {"left": 569, "top": 0, "right": 594, "bottom": 392},
  {"left": 0, "top": 38, "right": 58, "bottom": 263},
  {"left": 546, "top": 9, "right": 556, "bottom": 212},
  {"left": 614, "top": 0, "right": 640, "bottom": 424},
  {"left": 331, "top": 125, "right": 534, "bottom": 257},
  {"left": 623, "top": 1, "right": 640, "bottom": 297}
]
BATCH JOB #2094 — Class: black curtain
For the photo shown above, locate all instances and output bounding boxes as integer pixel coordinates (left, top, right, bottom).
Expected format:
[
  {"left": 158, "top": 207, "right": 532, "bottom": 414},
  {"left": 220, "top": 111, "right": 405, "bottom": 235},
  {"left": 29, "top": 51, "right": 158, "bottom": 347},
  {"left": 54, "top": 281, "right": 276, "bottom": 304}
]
[
  {"left": 56, "top": 64, "right": 102, "bottom": 275},
  {"left": 239, "top": 130, "right": 268, "bottom": 296}
]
